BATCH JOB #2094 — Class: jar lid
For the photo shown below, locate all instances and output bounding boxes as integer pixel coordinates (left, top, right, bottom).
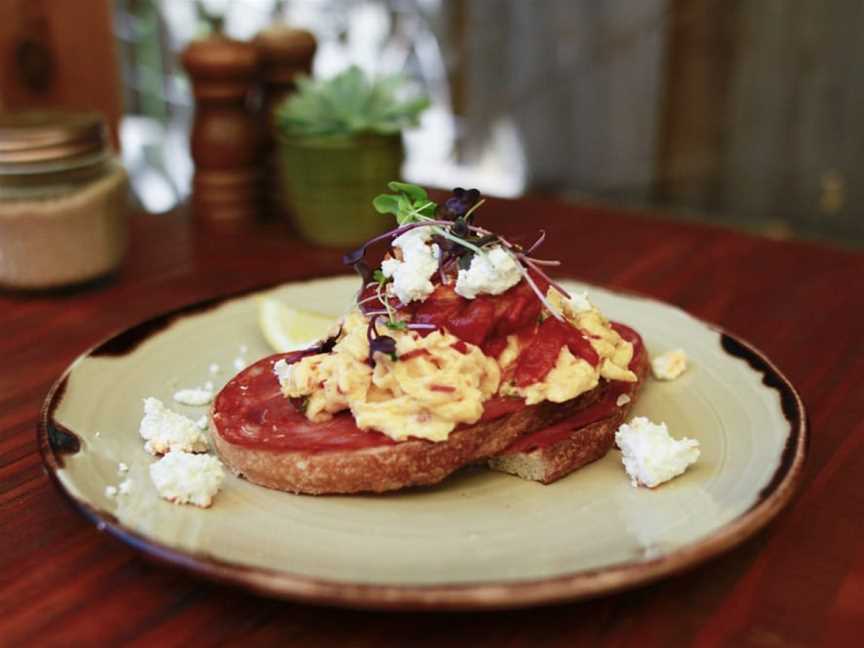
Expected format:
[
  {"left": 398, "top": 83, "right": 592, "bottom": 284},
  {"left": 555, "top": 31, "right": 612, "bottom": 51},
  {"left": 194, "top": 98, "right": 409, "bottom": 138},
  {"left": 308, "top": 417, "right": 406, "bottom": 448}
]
[{"left": 0, "top": 112, "right": 108, "bottom": 166}]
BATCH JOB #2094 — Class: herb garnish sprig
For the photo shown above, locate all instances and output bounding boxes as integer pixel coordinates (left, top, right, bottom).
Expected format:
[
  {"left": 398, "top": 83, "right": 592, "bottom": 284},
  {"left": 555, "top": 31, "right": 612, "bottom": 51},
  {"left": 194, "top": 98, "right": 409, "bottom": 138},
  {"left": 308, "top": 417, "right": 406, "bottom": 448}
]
[{"left": 344, "top": 182, "right": 572, "bottom": 361}]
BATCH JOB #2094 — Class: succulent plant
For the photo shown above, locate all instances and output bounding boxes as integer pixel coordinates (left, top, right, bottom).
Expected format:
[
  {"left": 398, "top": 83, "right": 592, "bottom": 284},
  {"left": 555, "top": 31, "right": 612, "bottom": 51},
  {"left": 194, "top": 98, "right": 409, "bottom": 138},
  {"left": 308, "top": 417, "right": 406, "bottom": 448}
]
[{"left": 276, "top": 66, "right": 429, "bottom": 137}]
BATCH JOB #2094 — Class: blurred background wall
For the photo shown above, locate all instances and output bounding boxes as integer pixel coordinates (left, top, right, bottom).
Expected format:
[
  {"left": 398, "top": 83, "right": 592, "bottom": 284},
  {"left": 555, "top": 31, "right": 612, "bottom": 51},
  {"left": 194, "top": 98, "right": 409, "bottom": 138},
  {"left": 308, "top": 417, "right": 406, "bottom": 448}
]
[{"left": 2, "top": 0, "right": 862, "bottom": 246}]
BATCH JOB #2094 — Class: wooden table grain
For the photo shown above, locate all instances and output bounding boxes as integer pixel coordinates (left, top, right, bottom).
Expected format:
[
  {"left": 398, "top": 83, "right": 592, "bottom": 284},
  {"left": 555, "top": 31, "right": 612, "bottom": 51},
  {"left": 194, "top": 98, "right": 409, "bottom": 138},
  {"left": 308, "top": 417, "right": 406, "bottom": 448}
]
[{"left": 2, "top": 197, "right": 862, "bottom": 646}]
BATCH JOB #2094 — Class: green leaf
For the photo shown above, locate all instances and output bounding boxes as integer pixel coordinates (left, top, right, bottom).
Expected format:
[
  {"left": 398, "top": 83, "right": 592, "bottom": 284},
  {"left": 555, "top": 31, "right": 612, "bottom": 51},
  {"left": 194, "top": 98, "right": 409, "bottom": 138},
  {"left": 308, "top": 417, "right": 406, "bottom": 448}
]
[
  {"left": 371, "top": 179, "right": 438, "bottom": 226},
  {"left": 373, "top": 269, "right": 388, "bottom": 284},
  {"left": 415, "top": 200, "right": 437, "bottom": 217},
  {"left": 384, "top": 320, "right": 407, "bottom": 331},
  {"left": 387, "top": 181, "right": 428, "bottom": 203},
  {"left": 372, "top": 194, "right": 401, "bottom": 216}
]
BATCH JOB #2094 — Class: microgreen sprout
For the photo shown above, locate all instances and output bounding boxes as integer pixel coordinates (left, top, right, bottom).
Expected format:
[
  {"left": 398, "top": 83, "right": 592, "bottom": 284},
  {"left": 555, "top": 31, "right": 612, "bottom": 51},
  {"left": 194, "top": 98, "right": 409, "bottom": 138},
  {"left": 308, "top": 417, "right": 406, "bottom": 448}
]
[
  {"left": 347, "top": 182, "right": 571, "bottom": 324},
  {"left": 366, "top": 314, "right": 398, "bottom": 364}
]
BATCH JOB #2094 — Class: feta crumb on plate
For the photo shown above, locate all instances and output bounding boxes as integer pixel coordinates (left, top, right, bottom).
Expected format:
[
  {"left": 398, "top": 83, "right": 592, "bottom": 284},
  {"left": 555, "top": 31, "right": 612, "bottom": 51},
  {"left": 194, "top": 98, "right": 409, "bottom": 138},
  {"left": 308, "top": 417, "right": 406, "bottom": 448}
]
[
  {"left": 616, "top": 393, "right": 631, "bottom": 407},
  {"left": 105, "top": 485, "right": 117, "bottom": 498},
  {"left": 208, "top": 363, "right": 220, "bottom": 374},
  {"left": 118, "top": 478, "right": 134, "bottom": 495},
  {"left": 615, "top": 416, "right": 700, "bottom": 488},
  {"left": 233, "top": 356, "right": 247, "bottom": 371},
  {"left": 139, "top": 397, "right": 209, "bottom": 455},
  {"left": 454, "top": 245, "right": 522, "bottom": 299},
  {"left": 172, "top": 387, "right": 214, "bottom": 406},
  {"left": 651, "top": 349, "right": 688, "bottom": 381},
  {"left": 149, "top": 451, "right": 224, "bottom": 508},
  {"left": 117, "top": 462, "right": 128, "bottom": 475},
  {"left": 195, "top": 415, "right": 209, "bottom": 430}
]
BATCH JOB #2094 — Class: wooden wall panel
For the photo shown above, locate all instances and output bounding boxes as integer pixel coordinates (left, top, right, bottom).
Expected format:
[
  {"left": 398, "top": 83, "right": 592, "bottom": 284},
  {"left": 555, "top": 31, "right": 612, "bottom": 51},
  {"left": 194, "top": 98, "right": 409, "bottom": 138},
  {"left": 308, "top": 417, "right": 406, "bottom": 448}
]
[
  {"left": 723, "top": 0, "right": 864, "bottom": 239},
  {"left": 659, "top": 0, "right": 864, "bottom": 241},
  {"left": 657, "top": 0, "right": 738, "bottom": 210}
]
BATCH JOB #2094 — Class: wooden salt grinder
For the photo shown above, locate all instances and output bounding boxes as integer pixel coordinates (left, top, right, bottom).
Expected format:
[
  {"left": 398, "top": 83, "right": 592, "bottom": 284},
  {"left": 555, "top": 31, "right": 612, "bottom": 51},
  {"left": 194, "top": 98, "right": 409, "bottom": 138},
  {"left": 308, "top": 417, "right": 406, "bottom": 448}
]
[
  {"left": 253, "top": 26, "right": 316, "bottom": 219},
  {"left": 181, "top": 35, "right": 260, "bottom": 222}
]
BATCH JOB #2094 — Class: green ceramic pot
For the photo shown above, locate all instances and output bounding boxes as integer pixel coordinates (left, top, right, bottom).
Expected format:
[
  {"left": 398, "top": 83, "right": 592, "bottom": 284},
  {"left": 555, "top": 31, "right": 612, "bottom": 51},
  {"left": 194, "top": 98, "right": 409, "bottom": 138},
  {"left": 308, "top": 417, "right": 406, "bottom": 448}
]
[{"left": 276, "top": 132, "right": 403, "bottom": 247}]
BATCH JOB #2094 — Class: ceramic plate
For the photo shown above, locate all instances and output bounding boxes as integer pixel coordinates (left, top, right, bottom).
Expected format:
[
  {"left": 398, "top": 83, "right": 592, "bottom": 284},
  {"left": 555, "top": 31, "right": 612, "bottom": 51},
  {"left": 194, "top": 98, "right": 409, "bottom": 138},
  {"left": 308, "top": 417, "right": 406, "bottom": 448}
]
[{"left": 38, "top": 276, "right": 806, "bottom": 610}]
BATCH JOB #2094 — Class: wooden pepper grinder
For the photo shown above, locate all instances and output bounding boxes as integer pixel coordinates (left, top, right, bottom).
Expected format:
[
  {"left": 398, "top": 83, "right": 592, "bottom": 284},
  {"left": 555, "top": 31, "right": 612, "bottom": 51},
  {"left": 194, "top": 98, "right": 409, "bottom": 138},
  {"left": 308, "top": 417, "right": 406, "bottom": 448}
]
[
  {"left": 254, "top": 25, "right": 317, "bottom": 126},
  {"left": 253, "top": 25, "right": 316, "bottom": 219},
  {"left": 181, "top": 34, "right": 261, "bottom": 222}
]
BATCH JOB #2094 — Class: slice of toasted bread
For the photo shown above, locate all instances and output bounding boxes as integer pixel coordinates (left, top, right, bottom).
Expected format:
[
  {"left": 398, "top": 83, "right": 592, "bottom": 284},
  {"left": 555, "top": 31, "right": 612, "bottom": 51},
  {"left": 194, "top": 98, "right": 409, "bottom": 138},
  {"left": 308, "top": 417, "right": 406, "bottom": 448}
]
[
  {"left": 210, "top": 391, "right": 596, "bottom": 495},
  {"left": 211, "top": 325, "right": 648, "bottom": 495},
  {"left": 487, "top": 344, "right": 649, "bottom": 484}
]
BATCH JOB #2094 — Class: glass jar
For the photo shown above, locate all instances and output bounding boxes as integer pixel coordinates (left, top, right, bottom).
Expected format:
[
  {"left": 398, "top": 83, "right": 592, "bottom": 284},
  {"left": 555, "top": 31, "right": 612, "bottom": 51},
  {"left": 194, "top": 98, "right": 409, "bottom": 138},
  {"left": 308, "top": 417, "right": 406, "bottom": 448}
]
[{"left": 0, "top": 112, "right": 129, "bottom": 289}]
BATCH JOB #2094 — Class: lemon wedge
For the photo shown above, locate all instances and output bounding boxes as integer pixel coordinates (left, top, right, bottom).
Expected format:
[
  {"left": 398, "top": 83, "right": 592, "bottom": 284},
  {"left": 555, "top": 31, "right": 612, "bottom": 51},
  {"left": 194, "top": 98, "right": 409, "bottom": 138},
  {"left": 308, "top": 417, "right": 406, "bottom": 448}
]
[{"left": 258, "top": 297, "right": 337, "bottom": 353}]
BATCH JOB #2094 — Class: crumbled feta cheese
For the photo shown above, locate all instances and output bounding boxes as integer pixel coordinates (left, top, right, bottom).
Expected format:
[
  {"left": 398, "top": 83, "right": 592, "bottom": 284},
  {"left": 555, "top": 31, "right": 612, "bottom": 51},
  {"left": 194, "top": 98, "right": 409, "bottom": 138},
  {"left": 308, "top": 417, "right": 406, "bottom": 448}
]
[
  {"left": 616, "top": 417, "right": 700, "bottom": 488},
  {"left": 105, "top": 485, "right": 118, "bottom": 498},
  {"left": 381, "top": 226, "right": 441, "bottom": 304},
  {"left": 273, "top": 358, "right": 292, "bottom": 384},
  {"left": 233, "top": 356, "right": 247, "bottom": 371},
  {"left": 616, "top": 393, "right": 631, "bottom": 407},
  {"left": 568, "top": 291, "right": 593, "bottom": 313},
  {"left": 95, "top": 431, "right": 101, "bottom": 438},
  {"left": 454, "top": 246, "right": 522, "bottom": 299},
  {"left": 149, "top": 451, "right": 224, "bottom": 508},
  {"left": 208, "top": 363, "right": 220, "bottom": 374},
  {"left": 117, "top": 462, "right": 129, "bottom": 475},
  {"left": 652, "top": 349, "right": 688, "bottom": 381},
  {"left": 172, "top": 387, "right": 214, "bottom": 407},
  {"left": 195, "top": 415, "right": 208, "bottom": 430},
  {"left": 118, "top": 478, "right": 134, "bottom": 495},
  {"left": 204, "top": 381, "right": 213, "bottom": 391},
  {"left": 139, "top": 398, "right": 209, "bottom": 455}
]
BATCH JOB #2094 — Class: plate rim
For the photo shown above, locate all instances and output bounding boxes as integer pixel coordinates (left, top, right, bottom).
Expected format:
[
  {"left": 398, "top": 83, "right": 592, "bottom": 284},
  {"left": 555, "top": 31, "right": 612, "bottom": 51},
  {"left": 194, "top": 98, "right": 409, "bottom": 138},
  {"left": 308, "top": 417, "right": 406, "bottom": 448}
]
[{"left": 36, "top": 277, "right": 808, "bottom": 611}]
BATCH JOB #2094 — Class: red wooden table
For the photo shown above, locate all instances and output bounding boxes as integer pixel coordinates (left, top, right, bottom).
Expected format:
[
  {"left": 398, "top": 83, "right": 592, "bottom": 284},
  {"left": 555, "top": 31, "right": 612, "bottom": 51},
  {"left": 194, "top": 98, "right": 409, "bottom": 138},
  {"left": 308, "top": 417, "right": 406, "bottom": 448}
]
[{"left": 2, "top": 197, "right": 862, "bottom": 645}]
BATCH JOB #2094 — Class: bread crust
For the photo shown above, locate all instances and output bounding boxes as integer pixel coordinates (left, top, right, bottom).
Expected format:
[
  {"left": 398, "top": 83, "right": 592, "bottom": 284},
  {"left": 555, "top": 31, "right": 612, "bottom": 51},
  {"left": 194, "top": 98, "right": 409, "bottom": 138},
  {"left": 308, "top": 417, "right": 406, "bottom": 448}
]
[
  {"left": 210, "top": 392, "right": 597, "bottom": 495},
  {"left": 210, "top": 338, "right": 648, "bottom": 495},
  {"left": 488, "top": 345, "right": 650, "bottom": 483}
]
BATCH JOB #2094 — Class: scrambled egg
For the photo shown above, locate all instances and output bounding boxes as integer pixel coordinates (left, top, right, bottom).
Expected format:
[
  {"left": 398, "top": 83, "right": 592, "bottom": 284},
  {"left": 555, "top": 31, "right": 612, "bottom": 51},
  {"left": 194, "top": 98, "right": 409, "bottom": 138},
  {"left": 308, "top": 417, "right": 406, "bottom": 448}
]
[
  {"left": 279, "top": 289, "right": 636, "bottom": 442},
  {"left": 502, "top": 289, "right": 637, "bottom": 406},
  {"left": 280, "top": 311, "right": 500, "bottom": 442}
]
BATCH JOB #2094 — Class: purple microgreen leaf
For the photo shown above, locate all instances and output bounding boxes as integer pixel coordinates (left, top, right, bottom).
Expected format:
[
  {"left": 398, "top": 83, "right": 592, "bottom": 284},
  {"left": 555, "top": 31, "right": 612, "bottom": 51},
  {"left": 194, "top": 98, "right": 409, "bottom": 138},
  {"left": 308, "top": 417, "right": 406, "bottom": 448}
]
[
  {"left": 440, "top": 187, "right": 481, "bottom": 220},
  {"left": 343, "top": 246, "right": 366, "bottom": 266},
  {"left": 309, "top": 326, "right": 342, "bottom": 354},
  {"left": 369, "top": 335, "right": 398, "bottom": 364}
]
